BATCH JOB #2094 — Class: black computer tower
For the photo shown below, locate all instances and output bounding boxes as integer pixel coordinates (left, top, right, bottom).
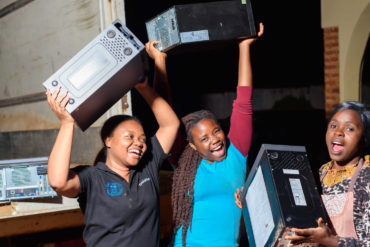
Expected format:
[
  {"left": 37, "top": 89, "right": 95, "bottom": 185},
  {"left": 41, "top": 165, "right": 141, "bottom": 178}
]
[
  {"left": 146, "top": 0, "right": 256, "bottom": 53},
  {"left": 241, "top": 144, "right": 327, "bottom": 247}
]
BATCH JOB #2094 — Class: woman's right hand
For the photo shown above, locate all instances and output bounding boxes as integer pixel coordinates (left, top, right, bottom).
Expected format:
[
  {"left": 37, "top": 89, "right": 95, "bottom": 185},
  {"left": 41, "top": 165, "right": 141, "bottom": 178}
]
[
  {"left": 285, "top": 218, "right": 338, "bottom": 247},
  {"left": 46, "top": 87, "right": 74, "bottom": 125}
]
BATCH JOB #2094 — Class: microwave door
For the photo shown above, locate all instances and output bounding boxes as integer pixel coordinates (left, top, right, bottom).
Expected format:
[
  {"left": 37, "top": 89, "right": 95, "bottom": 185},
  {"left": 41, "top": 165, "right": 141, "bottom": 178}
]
[{"left": 59, "top": 43, "right": 117, "bottom": 100}]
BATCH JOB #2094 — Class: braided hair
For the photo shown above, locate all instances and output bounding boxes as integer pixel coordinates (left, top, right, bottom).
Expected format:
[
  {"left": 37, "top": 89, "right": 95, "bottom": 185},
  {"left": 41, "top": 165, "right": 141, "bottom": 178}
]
[{"left": 171, "top": 110, "right": 218, "bottom": 246}]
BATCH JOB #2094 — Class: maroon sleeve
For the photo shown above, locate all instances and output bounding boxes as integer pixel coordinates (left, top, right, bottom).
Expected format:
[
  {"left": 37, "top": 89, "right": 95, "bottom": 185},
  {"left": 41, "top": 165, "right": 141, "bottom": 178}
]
[{"left": 228, "top": 86, "right": 253, "bottom": 156}]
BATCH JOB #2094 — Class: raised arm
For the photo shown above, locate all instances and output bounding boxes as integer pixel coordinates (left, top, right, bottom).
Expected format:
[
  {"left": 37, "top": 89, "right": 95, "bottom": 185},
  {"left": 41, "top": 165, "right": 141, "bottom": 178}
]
[
  {"left": 46, "top": 87, "right": 80, "bottom": 198},
  {"left": 135, "top": 41, "right": 180, "bottom": 154},
  {"left": 148, "top": 40, "right": 186, "bottom": 165},
  {"left": 237, "top": 23, "right": 264, "bottom": 87},
  {"left": 150, "top": 41, "right": 173, "bottom": 105},
  {"left": 228, "top": 23, "right": 264, "bottom": 156}
]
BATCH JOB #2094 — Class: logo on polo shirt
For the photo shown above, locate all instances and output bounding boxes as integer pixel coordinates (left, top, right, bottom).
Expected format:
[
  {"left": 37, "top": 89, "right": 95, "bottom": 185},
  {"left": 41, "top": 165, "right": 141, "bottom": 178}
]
[
  {"left": 105, "top": 182, "right": 123, "bottom": 197},
  {"left": 139, "top": 177, "right": 151, "bottom": 187}
]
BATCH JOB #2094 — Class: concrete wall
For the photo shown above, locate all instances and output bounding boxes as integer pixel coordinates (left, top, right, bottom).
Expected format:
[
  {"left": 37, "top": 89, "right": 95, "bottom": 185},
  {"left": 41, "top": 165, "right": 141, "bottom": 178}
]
[
  {"left": 0, "top": 127, "right": 101, "bottom": 164},
  {"left": 0, "top": 0, "right": 101, "bottom": 132},
  {"left": 0, "top": 0, "right": 129, "bottom": 236},
  {"left": 0, "top": 0, "right": 131, "bottom": 164}
]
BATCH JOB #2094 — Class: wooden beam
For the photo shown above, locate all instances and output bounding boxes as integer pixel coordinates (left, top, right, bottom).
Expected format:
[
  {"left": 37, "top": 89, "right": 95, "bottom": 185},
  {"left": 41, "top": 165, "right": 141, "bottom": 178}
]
[
  {"left": 0, "top": 92, "right": 45, "bottom": 108},
  {"left": 0, "top": 209, "right": 84, "bottom": 237},
  {"left": 0, "top": 0, "right": 34, "bottom": 18}
]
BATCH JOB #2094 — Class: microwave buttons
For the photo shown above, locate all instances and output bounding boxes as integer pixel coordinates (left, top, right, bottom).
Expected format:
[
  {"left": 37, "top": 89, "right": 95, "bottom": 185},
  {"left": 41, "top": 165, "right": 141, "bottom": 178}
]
[
  {"left": 124, "top": 47, "right": 132, "bottom": 56},
  {"left": 107, "top": 30, "right": 116, "bottom": 38}
]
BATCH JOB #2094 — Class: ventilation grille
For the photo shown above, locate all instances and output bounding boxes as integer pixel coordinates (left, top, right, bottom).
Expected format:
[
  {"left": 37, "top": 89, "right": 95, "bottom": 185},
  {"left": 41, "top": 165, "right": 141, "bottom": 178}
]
[
  {"left": 11, "top": 167, "right": 31, "bottom": 186},
  {"left": 159, "top": 28, "right": 170, "bottom": 49},
  {"left": 267, "top": 151, "right": 309, "bottom": 171},
  {"left": 101, "top": 35, "right": 129, "bottom": 62}
]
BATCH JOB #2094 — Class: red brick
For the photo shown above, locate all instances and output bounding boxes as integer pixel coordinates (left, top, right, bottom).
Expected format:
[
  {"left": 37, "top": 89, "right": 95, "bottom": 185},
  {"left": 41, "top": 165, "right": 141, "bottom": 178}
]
[
  {"left": 324, "top": 50, "right": 339, "bottom": 56},
  {"left": 324, "top": 72, "right": 339, "bottom": 78},
  {"left": 323, "top": 26, "right": 340, "bottom": 119},
  {"left": 325, "top": 42, "right": 339, "bottom": 48},
  {"left": 325, "top": 81, "right": 338, "bottom": 86},
  {"left": 324, "top": 27, "right": 338, "bottom": 33},
  {"left": 324, "top": 35, "right": 339, "bottom": 41},
  {"left": 325, "top": 65, "right": 339, "bottom": 70},
  {"left": 325, "top": 56, "right": 339, "bottom": 62}
]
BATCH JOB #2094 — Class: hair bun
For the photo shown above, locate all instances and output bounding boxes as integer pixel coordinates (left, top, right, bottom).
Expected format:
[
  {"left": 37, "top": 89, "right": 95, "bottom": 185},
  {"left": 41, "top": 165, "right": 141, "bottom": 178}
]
[{"left": 181, "top": 110, "right": 216, "bottom": 133}]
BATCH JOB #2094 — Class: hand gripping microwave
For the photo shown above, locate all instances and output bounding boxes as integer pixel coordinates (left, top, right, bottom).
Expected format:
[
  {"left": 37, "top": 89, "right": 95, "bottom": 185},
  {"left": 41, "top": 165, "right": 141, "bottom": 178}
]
[{"left": 43, "top": 19, "right": 147, "bottom": 131}]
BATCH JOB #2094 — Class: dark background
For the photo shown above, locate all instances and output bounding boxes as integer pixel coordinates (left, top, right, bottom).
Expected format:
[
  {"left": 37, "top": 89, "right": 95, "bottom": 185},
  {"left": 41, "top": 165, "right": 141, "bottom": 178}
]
[
  {"left": 126, "top": 2, "right": 330, "bottom": 244},
  {"left": 127, "top": 0, "right": 329, "bottom": 172}
]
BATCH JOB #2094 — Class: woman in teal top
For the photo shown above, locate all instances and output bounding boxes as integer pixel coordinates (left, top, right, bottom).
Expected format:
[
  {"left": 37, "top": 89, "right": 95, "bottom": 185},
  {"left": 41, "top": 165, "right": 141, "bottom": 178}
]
[{"left": 171, "top": 24, "right": 264, "bottom": 247}]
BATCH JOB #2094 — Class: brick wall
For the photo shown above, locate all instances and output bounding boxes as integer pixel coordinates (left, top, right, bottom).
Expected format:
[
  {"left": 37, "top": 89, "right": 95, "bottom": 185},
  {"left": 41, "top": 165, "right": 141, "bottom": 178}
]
[{"left": 323, "top": 27, "right": 340, "bottom": 119}]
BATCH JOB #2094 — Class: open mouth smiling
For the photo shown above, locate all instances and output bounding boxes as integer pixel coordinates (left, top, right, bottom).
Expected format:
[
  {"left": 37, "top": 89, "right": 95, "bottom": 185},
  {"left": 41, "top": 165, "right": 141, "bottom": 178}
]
[
  {"left": 211, "top": 144, "right": 225, "bottom": 157},
  {"left": 331, "top": 140, "right": 344, "bottom": 154},
  {"left": 128, "top": 148, "right": 142, "bottom": 158}
]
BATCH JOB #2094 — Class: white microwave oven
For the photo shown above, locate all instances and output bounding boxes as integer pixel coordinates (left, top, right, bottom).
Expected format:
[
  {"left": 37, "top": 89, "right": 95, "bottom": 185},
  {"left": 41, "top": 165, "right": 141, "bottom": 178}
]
[{"left": 43, "top": 19, "right": 147, "bottom": 131}]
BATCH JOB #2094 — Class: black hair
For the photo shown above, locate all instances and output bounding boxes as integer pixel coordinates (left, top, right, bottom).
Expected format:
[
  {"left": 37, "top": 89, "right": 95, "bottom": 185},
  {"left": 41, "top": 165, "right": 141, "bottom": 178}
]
[
  {"left": 93, "top": 115, "right": 143, "bottom": 165},
  {"left": 171, "top": 110, "right": 219, "bottom": 246},
  {"left": 181, "top": 110, "right": 219, "bottom": 143},
  {"left": 328, "top": 101, "right": 370, "bottom": 152}
]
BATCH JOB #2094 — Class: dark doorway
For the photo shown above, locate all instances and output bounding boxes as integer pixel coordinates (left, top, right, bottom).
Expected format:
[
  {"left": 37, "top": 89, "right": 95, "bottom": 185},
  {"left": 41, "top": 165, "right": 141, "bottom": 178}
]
[{"left": 361, "top": 35, "right": 370, "bottom": 104}]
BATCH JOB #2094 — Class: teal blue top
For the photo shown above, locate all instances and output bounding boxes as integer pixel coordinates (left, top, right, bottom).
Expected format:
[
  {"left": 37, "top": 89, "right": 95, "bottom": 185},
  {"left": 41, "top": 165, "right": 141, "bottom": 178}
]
[{"left": 174, "top": 141, "right": 247, "bottom": 247}]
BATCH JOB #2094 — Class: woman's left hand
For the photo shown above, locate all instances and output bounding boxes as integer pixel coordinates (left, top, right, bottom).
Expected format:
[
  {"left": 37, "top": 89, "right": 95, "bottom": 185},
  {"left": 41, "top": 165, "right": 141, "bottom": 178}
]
[
  {"left": 134, "top": 76, "right": 149, "bottom": 91},
  {"left": 145, "top": 40, "right": 167, "bottom": 60},
  {"left": 239, "top": 22, "right": 264, "bottom": 47},
  {"left": 285, "top": 218, "right": 338, "bottom": 247},
  {"left": 234, "top": 187, "right": 244, "bottom": 209}
]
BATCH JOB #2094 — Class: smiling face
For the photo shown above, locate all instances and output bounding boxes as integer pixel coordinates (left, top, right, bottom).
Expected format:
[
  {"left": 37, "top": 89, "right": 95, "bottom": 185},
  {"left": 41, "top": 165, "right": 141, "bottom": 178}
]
[
  {"left": 105, "top": 120, "right": 147, "bottom": 168},
  {"left": 189, "top": 118, "right": 226, "bottom": 164},
  {"left": 326, "top": 109, "right": 364, "bottom": 167}
]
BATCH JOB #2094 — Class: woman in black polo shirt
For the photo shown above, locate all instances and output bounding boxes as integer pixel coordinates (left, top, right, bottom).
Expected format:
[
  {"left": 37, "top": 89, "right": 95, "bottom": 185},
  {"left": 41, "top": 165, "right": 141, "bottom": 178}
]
[{"left": 46, "top": 41, "right": 179, "bottom": 247}]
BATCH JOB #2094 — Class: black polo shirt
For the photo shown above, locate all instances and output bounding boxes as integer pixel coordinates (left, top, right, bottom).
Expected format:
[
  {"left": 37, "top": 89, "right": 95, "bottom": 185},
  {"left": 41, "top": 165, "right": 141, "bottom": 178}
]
[{"left": 73, "top": 136, "right": 168, "bottom": 247}]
